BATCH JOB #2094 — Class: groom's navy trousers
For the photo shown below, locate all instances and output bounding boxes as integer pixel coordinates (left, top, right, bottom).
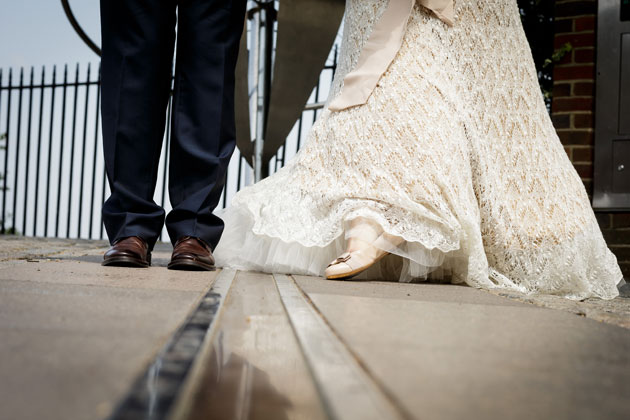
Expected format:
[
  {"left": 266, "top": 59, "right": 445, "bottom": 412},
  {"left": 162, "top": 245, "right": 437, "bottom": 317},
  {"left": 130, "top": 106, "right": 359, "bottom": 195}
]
[{"left": 100, "top": 0, "right": 246, "bottom": 250}]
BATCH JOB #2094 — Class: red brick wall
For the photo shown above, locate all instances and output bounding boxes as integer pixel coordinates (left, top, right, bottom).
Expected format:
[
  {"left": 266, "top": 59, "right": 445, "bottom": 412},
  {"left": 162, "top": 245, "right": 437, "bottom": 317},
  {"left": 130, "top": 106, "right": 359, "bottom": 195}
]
[{"left": 552, "top": 0, "right": 629, "bottom": 279}]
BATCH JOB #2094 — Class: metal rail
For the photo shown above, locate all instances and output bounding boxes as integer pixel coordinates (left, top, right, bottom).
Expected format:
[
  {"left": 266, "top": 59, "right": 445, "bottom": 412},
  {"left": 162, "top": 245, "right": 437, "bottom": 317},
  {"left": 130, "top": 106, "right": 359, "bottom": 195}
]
[{"left": 60, "top": 0, "right": 102, "bottom": 57}]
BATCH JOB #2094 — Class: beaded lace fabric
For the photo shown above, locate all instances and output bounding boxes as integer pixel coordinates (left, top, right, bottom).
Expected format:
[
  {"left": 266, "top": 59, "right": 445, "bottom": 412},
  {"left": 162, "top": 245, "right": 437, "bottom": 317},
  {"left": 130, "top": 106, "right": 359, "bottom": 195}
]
[{"left": 214, "top": 0, "right": 622, "bottom": 299}]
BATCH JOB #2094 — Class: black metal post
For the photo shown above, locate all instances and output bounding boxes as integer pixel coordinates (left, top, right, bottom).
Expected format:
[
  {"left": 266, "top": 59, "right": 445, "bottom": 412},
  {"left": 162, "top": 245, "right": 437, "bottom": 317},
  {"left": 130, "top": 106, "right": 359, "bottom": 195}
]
[
  {"left": 88, "top": 65, "right": 100, "bottom": 239},
  {"left": 66, "top": 64, "right": 79, "bottom": 238},
  {"left": 45, "top": 66, "right": 57, "bottom": 237},
  {"left": 78, "top": 64, "right": 91, "bottom": 238},
  {"left": 12, "top": 68, "right": 24, "bottom": 234},
  {"left": 55, "top": 65, "right": 68, "bottom": 238},
  {"left": 22, "top": 67, "right": 35, "bottom": 235},
  {"left": 0, "top": 69, "right": 8, "bottom": 234},
  {"left": 33, "top": 67, "right": 46, "bottom": 236}
]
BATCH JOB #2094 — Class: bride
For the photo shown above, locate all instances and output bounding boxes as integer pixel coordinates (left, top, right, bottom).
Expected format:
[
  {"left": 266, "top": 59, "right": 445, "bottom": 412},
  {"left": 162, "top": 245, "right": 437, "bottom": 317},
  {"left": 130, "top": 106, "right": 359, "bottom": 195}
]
[{"left": 214, "top": 0, "right": 622, "bottom": 300}]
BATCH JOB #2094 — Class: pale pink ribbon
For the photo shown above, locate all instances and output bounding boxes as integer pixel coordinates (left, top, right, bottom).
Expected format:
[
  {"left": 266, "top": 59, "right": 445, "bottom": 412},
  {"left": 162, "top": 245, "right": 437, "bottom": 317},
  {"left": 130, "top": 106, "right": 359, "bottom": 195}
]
[{"left": 328, "top": 0, "right": 454, "bottom": 111}]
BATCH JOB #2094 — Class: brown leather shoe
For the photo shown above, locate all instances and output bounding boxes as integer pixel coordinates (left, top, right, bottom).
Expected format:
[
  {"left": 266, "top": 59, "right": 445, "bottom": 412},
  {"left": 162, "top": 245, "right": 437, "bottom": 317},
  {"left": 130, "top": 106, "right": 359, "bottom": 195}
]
[
  {"left": 102, "top": 236, "right": 151, "bottom": 267},
  {"left": 168, "top": 236, "right": 215, "bottom": 271}
]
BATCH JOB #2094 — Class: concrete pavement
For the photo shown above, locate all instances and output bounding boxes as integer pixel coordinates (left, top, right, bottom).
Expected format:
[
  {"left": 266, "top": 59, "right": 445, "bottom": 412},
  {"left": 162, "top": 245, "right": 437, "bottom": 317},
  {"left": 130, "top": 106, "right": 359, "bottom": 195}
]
[
  {"left": 0, "top": 237, "right": 216, "bottom": 419},
  {"left": 0, "top": 236, "right": 628, "bottom": 420}
]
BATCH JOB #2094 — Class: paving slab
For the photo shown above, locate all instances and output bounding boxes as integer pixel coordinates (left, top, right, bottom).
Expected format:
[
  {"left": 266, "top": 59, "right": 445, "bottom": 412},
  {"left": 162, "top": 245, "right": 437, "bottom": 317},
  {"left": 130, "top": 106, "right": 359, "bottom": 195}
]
[
  {"left": 0, "top": 252, "right": 216, "bottom": 420},
  {"left": 0, "top": 259, "right": 214, "bottom": 292},
  {"left": 0, "top": 279, "right": 204, "bottom": 333},
  {"left": 295, "top": 275, "right": 630, "bottom": 330},
  {"left": 293, "top": 275, "right": 527, "bottom": 307},
  {"left": 0, "top": 330, "right": 160, "bottom": 420},
  {"left": 0, "top": 235, "right": 173, "bottom": 269},
  {"left": 487, "top": 289, "right": 630, "bottom": 329},
  {"left": 304, "top": 292, "right": 630, "bottom": 420},
  {"left": 0, "top": 236, "right": 109, "bottom": 262}
]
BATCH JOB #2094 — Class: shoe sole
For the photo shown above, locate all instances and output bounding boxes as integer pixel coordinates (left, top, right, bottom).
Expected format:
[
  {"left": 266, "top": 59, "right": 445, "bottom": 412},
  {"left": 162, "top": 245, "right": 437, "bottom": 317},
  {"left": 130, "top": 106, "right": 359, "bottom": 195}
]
[
  {"left": 325, "top": 252, "right": 390, "bottom": 280},
  {"left": 167, "top": 260, "right": 216, "bottom": 271},
  {"left": 102, "top": 256, "right": 150, "bottom": 268},
  {"left": 326, "top": 267, "right": 366, "bottom": 280}
]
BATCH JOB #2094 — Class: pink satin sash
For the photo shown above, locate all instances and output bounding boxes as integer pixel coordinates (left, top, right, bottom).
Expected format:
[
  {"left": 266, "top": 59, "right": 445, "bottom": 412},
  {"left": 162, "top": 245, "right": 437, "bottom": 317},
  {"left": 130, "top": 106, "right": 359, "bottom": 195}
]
[{"left": 328, "top": 0, "right": 454, "bottom": 111}]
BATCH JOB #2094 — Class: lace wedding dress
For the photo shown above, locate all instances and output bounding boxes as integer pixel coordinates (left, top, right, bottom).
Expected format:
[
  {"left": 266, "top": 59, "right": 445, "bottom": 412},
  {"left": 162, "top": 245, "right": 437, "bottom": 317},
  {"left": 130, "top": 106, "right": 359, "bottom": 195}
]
[{"left": 214, "top": 0, "right": 623, "bottom": 299}]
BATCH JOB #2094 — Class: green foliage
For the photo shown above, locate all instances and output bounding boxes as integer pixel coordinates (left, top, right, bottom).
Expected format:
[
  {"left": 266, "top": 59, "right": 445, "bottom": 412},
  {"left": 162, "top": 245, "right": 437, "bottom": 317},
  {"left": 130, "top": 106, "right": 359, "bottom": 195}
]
[
  {"left": 518, "top": 0, "right": 555, "bottom": 111},
  {"left": 541, "top": 42, "right": 573, "bottom": 101},
  {"left": 543, "top": 43, "right": 573, "bottom": 69}
]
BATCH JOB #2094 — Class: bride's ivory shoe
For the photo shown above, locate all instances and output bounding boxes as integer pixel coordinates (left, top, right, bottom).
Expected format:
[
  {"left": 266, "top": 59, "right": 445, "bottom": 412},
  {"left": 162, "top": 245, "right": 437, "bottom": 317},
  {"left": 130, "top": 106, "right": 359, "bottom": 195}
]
[
  {"left": 325, "top": 217, "right": 405, "bottom": 280},
  {"left": 325, "top": 245, "right": 391, "bottom": 280}
]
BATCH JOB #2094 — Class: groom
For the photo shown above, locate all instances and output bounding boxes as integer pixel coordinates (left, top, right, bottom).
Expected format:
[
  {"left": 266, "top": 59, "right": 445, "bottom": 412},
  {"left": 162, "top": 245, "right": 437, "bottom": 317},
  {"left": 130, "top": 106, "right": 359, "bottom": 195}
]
[{"left": 99, "top": 0, "right": 246, "bottom": 270}]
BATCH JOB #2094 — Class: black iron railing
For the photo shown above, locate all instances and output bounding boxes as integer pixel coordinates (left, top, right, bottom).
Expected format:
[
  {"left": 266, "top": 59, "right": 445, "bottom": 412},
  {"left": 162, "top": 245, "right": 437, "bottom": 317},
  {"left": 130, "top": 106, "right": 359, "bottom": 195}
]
[
  {"left": 0, "top": 49, "right": 338, "bottom": 241},
  {"left": 0, "top": 64, "right": 104, "bottom": 238}
]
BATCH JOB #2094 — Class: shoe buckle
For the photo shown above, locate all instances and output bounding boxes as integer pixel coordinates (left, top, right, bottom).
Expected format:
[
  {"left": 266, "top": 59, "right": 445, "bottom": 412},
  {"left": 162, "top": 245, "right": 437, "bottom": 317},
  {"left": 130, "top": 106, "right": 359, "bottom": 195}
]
[
  {"left": 328, "top": 252, "right": 351, "bottom": 267},
  {"left": 338, "top": 252, "right": 351, "bottom": 262}
]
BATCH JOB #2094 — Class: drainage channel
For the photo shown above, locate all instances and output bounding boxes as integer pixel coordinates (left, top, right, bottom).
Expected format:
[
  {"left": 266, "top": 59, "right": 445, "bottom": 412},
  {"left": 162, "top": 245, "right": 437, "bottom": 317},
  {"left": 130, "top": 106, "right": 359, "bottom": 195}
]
[
  {"left": 107, "top": 271, "right": 403, "bottom": 420},
  {"left": 274, "top": 274, "right": 404, "bottom": 420},
  {"left": 106, "top": 269, "right": 237, "bottom": 420}
]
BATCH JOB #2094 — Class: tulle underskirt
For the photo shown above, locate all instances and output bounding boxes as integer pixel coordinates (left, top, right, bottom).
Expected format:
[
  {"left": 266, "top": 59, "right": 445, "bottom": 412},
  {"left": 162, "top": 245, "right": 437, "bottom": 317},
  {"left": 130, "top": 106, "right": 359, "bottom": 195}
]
[
  {"left": 214, "top": 205, "right": 462, "bottom": 282},
  {"left": 214, "top": 204, "right": 621, "bottom": 301}
]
